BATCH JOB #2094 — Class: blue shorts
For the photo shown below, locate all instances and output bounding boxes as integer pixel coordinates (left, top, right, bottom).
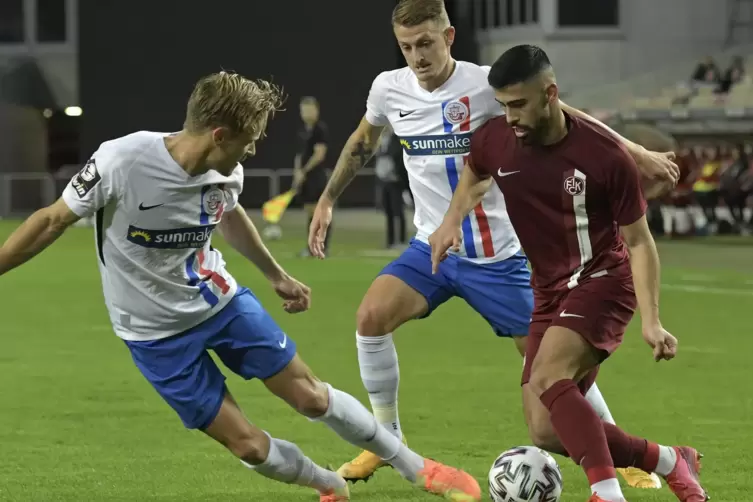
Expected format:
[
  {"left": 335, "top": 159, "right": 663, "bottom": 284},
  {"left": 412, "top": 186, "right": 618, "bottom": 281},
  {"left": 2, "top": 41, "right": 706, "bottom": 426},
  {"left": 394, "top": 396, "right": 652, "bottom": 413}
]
[
  {"left": 124, "top": 287, "right": 297, "bottom": 430},
  {"left": 379, "top": 239, "right": 533, "bottom": 337}
]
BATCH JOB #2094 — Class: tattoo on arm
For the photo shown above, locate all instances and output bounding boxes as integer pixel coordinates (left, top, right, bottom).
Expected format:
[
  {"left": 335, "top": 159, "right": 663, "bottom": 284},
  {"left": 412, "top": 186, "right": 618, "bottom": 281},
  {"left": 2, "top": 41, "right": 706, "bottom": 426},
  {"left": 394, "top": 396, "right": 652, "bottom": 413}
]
[{"left": 325, "top": 138, "right": 374, "bottom": 201}]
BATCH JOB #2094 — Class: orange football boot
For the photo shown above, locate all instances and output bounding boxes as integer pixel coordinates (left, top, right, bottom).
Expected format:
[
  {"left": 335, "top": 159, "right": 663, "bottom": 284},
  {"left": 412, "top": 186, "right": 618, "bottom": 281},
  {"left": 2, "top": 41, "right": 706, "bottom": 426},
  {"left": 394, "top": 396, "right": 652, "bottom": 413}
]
[{"left": 415, "top": 458, "right": 481, "bottom": 501}]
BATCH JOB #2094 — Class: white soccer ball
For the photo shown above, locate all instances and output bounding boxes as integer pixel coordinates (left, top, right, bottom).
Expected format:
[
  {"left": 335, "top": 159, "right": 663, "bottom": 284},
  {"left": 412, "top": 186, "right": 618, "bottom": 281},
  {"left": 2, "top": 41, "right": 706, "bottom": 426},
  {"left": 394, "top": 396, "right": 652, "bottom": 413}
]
[
  {"left": 262, "top": 224, "right": 283, "bottom": 241},
  {"left": 488, "top": 446, "right": 563, "bottom": 502}
]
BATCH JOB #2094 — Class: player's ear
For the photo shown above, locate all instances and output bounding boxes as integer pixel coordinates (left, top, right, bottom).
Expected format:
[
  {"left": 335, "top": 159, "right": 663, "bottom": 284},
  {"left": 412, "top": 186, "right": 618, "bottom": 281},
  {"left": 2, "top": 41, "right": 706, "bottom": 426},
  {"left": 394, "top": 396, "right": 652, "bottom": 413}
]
[
  {"left": 212, "top": 127, "right": 231, "bottom": 146},
  {"left": 545, "top": 83, "right": 559, "bottom": 105},
  {"left": 444, "top": 26, "right": 455, "bottom": 46}
]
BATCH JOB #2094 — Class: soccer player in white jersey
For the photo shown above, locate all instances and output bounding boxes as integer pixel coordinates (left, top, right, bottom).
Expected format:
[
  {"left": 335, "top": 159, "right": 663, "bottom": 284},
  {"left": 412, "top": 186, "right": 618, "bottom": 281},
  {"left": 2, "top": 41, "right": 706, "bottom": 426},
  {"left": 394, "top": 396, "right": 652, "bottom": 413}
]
[
  {"left": 0, "top": 72, "right": 483, "bottom": 502},
  {"left": 308, "top": 0, "right": 678, "bottom": 489}
]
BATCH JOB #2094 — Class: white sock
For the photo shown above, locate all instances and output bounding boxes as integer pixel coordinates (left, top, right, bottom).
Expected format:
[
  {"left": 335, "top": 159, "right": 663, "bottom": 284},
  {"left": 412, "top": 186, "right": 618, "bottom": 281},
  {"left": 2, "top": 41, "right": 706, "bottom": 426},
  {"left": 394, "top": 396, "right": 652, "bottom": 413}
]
[
  {"left": 315, "top": 383, "right": 424, "bottom": 481},
  {"left": 585, "top": 383, "right": 615, "bottom": 424},
  {"left": 591, "top": 478, "right": 624, "bottom": 501},
  {"left": 356, "top": 332, "right": 403, "bottom": 439},
  {"left": 356, "top": 333, "right": 402, "bottom": 439},
  {"left": 655, "top": 446, "right": 677, "bottom": 477},
  {"left": 243, "top": 435, "right": 344, "bottom": 492}
]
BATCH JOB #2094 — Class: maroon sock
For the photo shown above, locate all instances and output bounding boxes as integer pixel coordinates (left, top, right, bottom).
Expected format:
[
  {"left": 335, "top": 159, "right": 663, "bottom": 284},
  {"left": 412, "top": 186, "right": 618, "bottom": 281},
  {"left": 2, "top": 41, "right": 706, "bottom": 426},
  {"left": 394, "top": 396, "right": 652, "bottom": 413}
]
[
  {"left": 540, "top": 379, "right": 616, "bottom": 485},
  {"left": 602, "top": 422, "right": 660, "bottom": 472}
]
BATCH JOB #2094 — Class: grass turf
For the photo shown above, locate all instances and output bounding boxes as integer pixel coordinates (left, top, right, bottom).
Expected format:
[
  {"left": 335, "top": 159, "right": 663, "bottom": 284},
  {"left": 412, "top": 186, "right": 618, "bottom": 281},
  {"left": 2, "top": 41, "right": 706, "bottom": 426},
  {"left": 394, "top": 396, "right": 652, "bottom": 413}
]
[{"left": 0, "top": 220, "right": 750, "bottom": 501}]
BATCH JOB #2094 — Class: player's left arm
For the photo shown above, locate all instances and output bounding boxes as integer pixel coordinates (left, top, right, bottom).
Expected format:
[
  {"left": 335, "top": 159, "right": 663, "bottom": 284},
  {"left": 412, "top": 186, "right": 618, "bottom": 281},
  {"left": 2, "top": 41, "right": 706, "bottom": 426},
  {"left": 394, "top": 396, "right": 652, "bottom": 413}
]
[
  {"left": 621, "top": 214, "right": 676, "bottom": 360},
  {"left": 621, "top": 215, "right": 661, "bottom": 327},
  {"left": 219, "top": 205, "right": 311, "bottom": 312},
  {"left": 560, "top": 102, "right": 679, "bottom": 185},
  {"left": 218, "top": 204, "right": 286, "bottom": 282},
  {"left": 607, "top": 153, "right": 658, "bottom": 325}
]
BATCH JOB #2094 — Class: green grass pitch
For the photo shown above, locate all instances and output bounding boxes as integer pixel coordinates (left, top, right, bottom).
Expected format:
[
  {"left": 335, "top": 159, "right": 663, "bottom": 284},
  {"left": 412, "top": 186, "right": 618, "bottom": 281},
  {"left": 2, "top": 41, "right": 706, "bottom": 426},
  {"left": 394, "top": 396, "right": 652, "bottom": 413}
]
[{"left": 0, "top": 219, "right": 751, "bottom": 501}]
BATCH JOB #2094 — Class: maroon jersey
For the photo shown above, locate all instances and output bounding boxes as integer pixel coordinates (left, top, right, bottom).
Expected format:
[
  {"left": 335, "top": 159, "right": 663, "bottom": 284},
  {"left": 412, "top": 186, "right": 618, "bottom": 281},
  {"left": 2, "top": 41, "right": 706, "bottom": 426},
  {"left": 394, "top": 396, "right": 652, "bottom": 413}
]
[{"left": 468, "top": 113, "right": 647, "bottom": 293}]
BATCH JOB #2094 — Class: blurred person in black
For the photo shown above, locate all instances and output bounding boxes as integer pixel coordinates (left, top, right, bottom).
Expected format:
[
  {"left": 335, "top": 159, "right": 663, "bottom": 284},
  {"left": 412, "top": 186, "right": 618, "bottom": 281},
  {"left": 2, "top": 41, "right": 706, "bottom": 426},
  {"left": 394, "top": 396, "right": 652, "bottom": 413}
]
[
  {"left": 690, "top": 56, "right": 720, "bottom": 85},
  {"left": 720, "top": 144, "right": 751, "bottom": 233},
  {"left": 717, "top": 56, "right": 745, "bottom": 94},
  {"left": 293, "top": 97, "right": 329, "bottom": 256},
  {"left": 374, "top": 126, "right": 407, "bottom": 249}
]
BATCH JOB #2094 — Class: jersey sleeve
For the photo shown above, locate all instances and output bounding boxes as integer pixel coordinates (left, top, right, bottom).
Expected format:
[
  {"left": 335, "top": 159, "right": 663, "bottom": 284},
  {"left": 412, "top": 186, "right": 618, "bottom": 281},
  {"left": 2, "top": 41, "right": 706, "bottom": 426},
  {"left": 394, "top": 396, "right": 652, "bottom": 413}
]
[
  {"left": 467, "top": 125, "right": 492, "bottom": 179},
  {"left": 224, "top": 165, "right": 244, "bottom": 212},
  {"left": 607, "top": 148, "right": 648, "bottom": 226},
  {"left": 61, "top": 150, "right": 123, "bottom": 218},
  {"left": 364, "top": 72, "right": 390, "bottom": 127}
]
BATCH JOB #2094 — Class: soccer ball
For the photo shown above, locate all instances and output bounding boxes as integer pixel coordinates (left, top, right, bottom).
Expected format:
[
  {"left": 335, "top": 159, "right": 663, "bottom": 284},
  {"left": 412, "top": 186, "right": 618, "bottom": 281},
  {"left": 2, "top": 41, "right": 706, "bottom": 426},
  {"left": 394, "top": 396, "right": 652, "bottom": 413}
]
[
  {"left": 262, "top": 224, "right": 283, "bottom": 240},
  {"left": 488, "top": 446, "right": 563, "bottom": 502}
]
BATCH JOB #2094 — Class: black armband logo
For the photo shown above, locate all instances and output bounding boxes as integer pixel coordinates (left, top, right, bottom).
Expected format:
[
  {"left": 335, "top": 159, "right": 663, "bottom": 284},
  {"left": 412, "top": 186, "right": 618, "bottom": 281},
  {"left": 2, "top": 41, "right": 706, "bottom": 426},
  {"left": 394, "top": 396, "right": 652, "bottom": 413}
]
[{"left": 71, "top": 158, "right": 102, "bottom": 198}]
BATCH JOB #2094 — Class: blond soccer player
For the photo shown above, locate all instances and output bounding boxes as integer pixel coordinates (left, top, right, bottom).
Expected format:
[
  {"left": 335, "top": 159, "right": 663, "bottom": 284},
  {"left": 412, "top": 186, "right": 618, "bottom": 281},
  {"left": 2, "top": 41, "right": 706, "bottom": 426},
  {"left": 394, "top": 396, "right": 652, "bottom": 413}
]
[{"left": 0, "top": 72, "right": 482, "bottom": 502}]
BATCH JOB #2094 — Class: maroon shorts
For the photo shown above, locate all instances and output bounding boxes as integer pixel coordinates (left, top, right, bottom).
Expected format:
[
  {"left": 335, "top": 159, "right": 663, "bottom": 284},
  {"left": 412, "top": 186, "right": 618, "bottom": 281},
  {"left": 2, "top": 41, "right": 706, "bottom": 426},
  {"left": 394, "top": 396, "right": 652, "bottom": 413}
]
[{"left": 521, "top": 276, "right": 637, "bottom": 394}]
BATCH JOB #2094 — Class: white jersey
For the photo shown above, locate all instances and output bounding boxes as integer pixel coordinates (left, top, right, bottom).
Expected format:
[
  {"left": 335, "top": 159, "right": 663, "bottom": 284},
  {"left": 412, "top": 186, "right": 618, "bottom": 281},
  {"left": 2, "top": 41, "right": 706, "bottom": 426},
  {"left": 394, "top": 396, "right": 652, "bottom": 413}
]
[
  {"left": 365, "top": 61, "right": 520, "bottom": 262},
  {"left": 62, "top": 131, "right": 242, "bottom": 341}
]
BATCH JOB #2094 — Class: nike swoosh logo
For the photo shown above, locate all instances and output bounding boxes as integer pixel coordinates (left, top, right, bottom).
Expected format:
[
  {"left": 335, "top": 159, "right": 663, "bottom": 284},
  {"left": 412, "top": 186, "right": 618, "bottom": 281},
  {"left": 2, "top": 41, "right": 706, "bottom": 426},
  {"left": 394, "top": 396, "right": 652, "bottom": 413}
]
[
  {"left": 399, "top": 110, "right": 415, "bottom": 117},
  {"left": 560, "top": 310, "right": 584, "bottom": 318},
  {"left": 278, "top": 333, "right": 288, "bottom": 349},
  {"left": 139, "top": 202, "right": 164, "bottom": 211},
  {"left": 497, "top": 169, "right": 520, "bottom": 177}
]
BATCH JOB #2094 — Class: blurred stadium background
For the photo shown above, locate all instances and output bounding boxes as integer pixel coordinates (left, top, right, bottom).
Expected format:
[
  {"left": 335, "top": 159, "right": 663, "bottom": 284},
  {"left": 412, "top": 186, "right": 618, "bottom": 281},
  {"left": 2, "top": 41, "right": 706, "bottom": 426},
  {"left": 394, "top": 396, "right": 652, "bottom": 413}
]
[{"left": 0, "top": 1, "right": 751, "bottom": 501}]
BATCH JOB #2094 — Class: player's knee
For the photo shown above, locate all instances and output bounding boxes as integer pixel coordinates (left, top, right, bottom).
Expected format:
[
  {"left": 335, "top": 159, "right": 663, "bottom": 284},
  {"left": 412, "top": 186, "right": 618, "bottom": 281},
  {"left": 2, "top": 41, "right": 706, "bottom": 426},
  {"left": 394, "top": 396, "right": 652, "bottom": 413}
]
[
  {"left": 527, "top": 417, "right": 563, "bottom": 454},
  {"left": 356, "top": 301, "right": 390, "bottom": 338},
  {"left": 290, "top": 378, "right": 330, "bottom": 418},
  {"left": 528, "top": 369, "right": 556, "bottom": 398},
  {"left": 223, "top": 428, "right": 270, "bottom": 464},
  {"left": 528, "top": 360, "right": 571, "bottom": 397}
]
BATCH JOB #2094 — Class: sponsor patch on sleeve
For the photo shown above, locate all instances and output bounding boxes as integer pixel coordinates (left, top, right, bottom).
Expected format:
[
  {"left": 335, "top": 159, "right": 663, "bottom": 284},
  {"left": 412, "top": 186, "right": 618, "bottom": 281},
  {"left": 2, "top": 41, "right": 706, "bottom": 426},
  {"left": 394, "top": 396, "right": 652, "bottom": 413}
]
[{"left": 71, "top": 158, "right": 102, "bottom": 198}]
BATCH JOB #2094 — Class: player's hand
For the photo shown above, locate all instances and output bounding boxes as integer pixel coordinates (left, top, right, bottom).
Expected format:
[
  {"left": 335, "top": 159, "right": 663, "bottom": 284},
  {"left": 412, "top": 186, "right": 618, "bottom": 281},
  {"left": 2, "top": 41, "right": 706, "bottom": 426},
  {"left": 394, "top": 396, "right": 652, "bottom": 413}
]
[
  {"left": 428, "top": 222, "right": 462, "bottom": 274},
  {"left": 271, "top": 273, "right": 311, "bottom": 314},
  {"left": 308, "top": 198, "right": 333, "bottom": 259},
  {"left": 642, "top": 322, "right": 678, "bottom": 361},
  {"left": 635, "top": 148, "right": 680, "bottom": 186}
]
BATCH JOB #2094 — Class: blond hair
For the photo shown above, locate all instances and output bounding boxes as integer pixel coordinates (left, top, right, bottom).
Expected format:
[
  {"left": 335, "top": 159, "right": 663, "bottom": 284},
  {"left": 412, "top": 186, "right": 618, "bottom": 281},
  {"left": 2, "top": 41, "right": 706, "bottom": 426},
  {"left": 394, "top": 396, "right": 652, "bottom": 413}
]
[
  {"left": 392, "top": 0, "right": 450, "bottom": 28},
  {"left": 184, "top": 71, "right": 285, "bottom": 137}
]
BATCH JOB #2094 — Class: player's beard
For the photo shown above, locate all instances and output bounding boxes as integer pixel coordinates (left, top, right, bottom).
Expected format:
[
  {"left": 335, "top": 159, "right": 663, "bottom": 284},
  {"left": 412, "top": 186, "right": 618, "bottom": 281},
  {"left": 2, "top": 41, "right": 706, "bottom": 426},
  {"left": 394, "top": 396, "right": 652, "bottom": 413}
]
[{"left": 520, "top": 114, "right": 553, "bottom": 146}]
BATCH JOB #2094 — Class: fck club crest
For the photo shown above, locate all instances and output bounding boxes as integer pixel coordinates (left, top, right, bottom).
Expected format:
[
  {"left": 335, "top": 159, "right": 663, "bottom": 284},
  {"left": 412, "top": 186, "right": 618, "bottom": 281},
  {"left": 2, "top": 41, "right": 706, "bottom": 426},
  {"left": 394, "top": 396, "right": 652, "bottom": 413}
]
[{"left": 563, "top": 176, "right": 585, "bottom": 196}]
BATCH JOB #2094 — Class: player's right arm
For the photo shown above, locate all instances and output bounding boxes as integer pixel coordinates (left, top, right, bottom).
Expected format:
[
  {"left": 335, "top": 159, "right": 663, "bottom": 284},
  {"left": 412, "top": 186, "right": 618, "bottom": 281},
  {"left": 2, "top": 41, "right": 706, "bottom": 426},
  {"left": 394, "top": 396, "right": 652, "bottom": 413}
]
[
  {"left": 322, "top": 118, "right": 383, "bottom": 203},
  {"left": 0, "top": 198, "right": 80, "bottom": 276},
  {"left": 0, "top": 155, "right": 119, "bottom": 277},
  {"left": 429, "top": 130, "right": 493, "bottom": 273},
  {"left": 308, "top": 73, "right": 389, "bottom": 258},
  {"left": 445, "top": 160, "right": 493, "bottom": 226}
]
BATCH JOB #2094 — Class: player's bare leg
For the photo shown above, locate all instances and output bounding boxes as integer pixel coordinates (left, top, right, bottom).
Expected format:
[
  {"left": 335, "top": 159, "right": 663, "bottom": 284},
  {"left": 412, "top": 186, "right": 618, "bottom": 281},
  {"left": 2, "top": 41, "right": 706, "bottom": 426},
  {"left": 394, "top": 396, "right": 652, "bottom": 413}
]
[
  {"left": 519, "top": 331, "right": 656, "bottom": 490},
  {"left": 203, "top": 390, "right": 350, "bottom": 501},
  {"left": 526, "top": 327, "right": 707, "bottom": 502},
  {"left": 265, "top": 354, "right": 481, "bottom": 501},
  {"left": 512, "top": 334, "right": 527, "bottom": 356},
  {"left": 338, "top": 274, "right": 429, "bottom": 481}
]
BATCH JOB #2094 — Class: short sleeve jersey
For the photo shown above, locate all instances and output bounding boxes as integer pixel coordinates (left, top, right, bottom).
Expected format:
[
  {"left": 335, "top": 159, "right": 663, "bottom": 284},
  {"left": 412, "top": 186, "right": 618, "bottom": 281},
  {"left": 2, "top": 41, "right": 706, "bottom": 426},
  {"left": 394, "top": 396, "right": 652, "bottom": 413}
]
[
  {"left": 62, "top": 131, "right": 244, "bottom": 341},
  {"left": 468, "top": 113, "right": 647, "bottom": 292}
]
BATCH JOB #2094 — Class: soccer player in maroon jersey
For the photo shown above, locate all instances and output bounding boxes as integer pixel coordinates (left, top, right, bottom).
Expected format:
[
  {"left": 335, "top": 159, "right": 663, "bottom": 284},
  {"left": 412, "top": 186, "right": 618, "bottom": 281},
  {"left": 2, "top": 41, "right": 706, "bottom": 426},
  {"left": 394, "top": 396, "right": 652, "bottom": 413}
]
[{"left": 429, "top": 45, "right": 708, "bottom": 502}]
